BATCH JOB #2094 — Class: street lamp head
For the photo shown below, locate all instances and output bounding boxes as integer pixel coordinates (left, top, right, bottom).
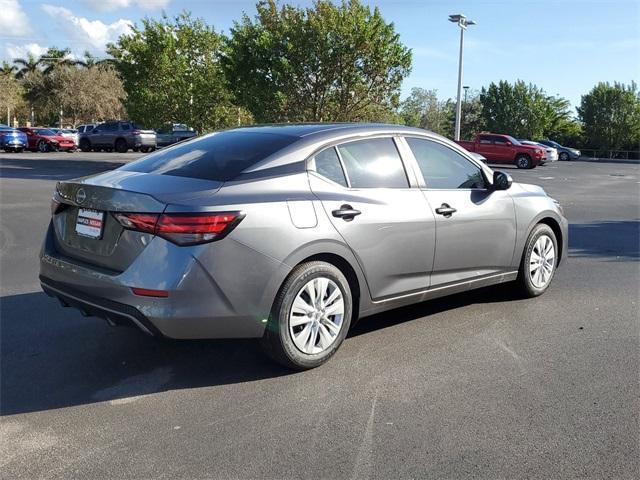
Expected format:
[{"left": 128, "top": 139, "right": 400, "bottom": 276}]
[{"left": 448, "top": 14, "right": 476, "bottom": 28}]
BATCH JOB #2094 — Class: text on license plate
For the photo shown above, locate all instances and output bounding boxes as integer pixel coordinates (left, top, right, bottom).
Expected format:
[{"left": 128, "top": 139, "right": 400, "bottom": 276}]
[{"left": 75, "top": 209, "right": 104, "bottom": 239}]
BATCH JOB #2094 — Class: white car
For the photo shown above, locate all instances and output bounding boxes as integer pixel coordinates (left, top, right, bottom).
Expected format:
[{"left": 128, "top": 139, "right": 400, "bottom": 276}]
[{"left": 520, "top": 140, "right": 558, "bottom": 164}]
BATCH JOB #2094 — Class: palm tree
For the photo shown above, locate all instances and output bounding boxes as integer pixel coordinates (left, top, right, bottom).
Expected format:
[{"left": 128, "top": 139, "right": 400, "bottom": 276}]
[
  {"left": 13, "top": 54, "right": 42, "bottom": 79},
  {"left": 39, "top": 47, "right": 77, "bottom": 74},
  {"left": 76, "top": 51, "right": 114, "bottom": 69},
  {"left": 1, "top": 61, "right": 16, "bottom": 77}
]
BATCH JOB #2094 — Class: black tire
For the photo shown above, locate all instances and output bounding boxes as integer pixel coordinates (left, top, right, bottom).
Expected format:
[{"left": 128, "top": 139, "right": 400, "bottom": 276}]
[
  {"left": 132, "top": 147, "right": 140, "bottom": 152},
  {"left": 105, "top": 147, "right": 113, "bottom": 153},
  {"left": 79, "top": 139, "right": 91, "bottom": 152},
  {"left": 559, "top": 152, "right": 570, "bottom": 161},
  {"left": 516, "top": 224, "right": 558, "bottom": 298},
  {"left": 37, "top": 140, "right": 50, "bottom": 153},
  {"left": 140, "top": 146, "right": 149, "bottom": 153},
  {"left": 261, "top": 261, "right": 353, "bottom": 370},
  {"left": 515, "top": 154, "right": 532, "bottom": 169},
  {"left": 115, "top": 138, "right": 128, "bottom": 153}
]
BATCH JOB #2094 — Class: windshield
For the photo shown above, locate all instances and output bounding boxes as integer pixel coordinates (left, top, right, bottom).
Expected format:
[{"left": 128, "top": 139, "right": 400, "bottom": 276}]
[
  {"left": 121, "top": 130, "right": 299, "bottom": 181},
  {"left": 505, "top": 135, "right": 521, "bottom": 145}
]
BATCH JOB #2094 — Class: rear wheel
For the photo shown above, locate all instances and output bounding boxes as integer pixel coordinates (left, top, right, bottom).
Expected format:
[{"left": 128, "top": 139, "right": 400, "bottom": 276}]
[
  {"left": 516, "top": 224, "right": 558, "bottom": 297},
  {"left": 79, "top": 139, "right": 91, "bottom": 152},
  {"left": 140, "top": 146, "right": 149, "bottom": 153},
  {"left": 515, "top": 154, "right": 532, "bottom": 169},
  {"left": 115, "top": 138, "right": 127, "bottom": 153},
  {"left": 261, "top": 261, "right": 352, "bottom": 370}
]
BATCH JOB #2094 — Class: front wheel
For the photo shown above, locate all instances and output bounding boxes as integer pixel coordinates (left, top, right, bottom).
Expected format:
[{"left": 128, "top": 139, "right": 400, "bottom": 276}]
[
  {"left": 516, "top": 224, "right": 558, "bottom": 297},
  {"left": 261, "top": 261, "right": 352, "bottom": 370},
  {"left": 559, "top": 152, "right": 570, "bottom": 161},
  {"left": 37, "top": 140, "right": 50, "bottom": 153},
  {"left": 515, "top": 154, "right": 532, "bottom": 169}
]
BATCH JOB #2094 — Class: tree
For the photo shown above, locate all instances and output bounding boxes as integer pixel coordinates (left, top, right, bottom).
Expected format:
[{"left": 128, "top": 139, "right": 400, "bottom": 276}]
[
  {"left": 13, "top": 54, "right": 42, "bottom": 79},
  {"left": 400, "top": 88, "right": 453, "bottom": 136},
  {"left": 479, "top": 80, "right": 574, "bottom": 140},
  {"left": 577, "top": 82, "right": 640, "bottom": 151},
  {"left": 108, "top": 12, "right": 245, "bottom": 132},
  {"left": 224, "top": 0, "right": 412, "bottom": 123},
  {"left": 1, "top": 61, "right": 16, "bottom": 77},
  {"left": 17, "top": 64, "right": 126, "bottom": 126},
  {"left": 39, "top": 47, "right": 77, "bottom": 74},
  {"left": 0, "top": 74, "right": 25, "bottom": 124}
]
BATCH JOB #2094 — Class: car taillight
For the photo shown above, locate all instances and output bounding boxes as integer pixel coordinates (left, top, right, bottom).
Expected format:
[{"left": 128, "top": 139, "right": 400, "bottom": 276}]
[{"left": 114, "top": 212, "right": 243, "bottom": 245}]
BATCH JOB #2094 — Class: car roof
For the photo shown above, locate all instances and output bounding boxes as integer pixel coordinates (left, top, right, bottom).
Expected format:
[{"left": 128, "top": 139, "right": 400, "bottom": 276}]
[
  {"left": 230, "top": 123, "right": 463, "bottom": 174},
  {"left": 233, "top": 122, "right": 431, "bottom": 138}
]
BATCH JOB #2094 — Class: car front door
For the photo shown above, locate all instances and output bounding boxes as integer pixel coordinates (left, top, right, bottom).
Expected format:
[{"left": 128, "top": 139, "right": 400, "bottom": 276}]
[
  {"left": 308, "top": 137, "right": 436, "bottom": 300},
  {"left": 492, "top": 135, "right": 516, "bottom": 163},
  {"left": 402, "top": 136, "right": 517, "bottom": 287}
]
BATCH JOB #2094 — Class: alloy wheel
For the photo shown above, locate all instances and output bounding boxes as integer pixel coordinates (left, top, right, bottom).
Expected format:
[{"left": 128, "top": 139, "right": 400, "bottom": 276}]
[
  {"left": 529, "top": 234, "right": 555, "bottom": 288},
  {"left": 289, "top": 277, "right": 344, "bottom": 355}
]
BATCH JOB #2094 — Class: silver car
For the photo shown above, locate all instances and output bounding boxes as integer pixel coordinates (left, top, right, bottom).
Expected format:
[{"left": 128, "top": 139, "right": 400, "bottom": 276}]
[{"left": 40, "top": 124, "right": 568, "bottom": 369}]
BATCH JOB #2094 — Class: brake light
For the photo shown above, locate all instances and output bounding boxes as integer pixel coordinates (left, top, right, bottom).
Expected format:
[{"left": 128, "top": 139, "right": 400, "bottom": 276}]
[
  {"left": 114, "top": 212, "right": 243, "bottom": 245},
  {"left": 131, "top": 287, "right": 169, "bottom": 297}
]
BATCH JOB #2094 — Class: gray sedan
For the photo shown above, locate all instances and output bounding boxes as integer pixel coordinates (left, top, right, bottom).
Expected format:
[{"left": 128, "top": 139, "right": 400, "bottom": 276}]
[{"left": 40, "top": 124, "right": 568, "bottom": 369}]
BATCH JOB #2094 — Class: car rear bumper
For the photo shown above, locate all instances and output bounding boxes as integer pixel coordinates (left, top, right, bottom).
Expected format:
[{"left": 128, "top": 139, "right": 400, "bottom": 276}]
[
  {"left": 39, "top": 222, "right": 285, "bottom": 339},
  {"left": 40, "top": 276, "right": 162, "bottom": 336},
  {"left": 133, "top": 136, "right": 156, "bottom": 148}
]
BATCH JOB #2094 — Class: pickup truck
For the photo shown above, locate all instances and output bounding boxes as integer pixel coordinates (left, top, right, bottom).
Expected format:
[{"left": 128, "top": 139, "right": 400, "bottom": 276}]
[{"left": 456, "top": 133, "right": 545, "bottom": 169}]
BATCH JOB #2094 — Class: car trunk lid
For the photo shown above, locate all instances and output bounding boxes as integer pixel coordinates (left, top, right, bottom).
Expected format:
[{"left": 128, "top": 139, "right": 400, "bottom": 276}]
[{"left": 52, "top": 170, "right": 223, "bottom": 272}]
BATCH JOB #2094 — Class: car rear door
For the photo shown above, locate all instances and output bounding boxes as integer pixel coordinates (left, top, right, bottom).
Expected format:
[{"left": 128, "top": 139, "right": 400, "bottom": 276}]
[
  {"left": 308, "top": 136, "right": 436, "bottom": 300},
  {"left": 402, "top": 136, "right": 517, "bottom": 287}
]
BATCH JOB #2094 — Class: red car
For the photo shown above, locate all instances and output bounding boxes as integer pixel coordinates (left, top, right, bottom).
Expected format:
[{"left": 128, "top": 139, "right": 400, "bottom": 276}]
[
  {"left": 18, "top": 127, "right": 76, "bottom": 152},
  {"left": 456, "top": 133, "right": 545, "bottom": 169}
]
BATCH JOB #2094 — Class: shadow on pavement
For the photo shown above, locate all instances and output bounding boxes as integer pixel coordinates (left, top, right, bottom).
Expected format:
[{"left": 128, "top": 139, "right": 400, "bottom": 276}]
[
  {"left": 0, "top": 157, "right": 123, "bottom": 181},
  {"left": 569, "top": 221, "right": 639, "bottom": 260},
  {"left": 1, "top": 283, "right": 518, "bottom": 415}
]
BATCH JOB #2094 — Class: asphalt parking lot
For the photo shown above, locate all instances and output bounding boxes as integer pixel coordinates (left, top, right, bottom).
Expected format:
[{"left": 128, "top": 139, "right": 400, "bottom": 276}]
[{"left": 1, "top": 152, "right": 639, "bottom": 479}]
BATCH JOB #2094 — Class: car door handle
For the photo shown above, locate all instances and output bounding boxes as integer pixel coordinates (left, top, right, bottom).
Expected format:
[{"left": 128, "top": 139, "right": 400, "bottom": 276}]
[
  {"left": 435, "top": 203, "right": 457, "bottom": 217},
  {"left": 332, "top": 204, "right": 361, "bottom": 221}
]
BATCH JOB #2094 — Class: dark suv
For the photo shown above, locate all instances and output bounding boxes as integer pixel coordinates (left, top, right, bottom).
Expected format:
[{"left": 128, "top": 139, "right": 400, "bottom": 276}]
[{"left": 79, "top": 121, "right": 156, "bottom": 153}]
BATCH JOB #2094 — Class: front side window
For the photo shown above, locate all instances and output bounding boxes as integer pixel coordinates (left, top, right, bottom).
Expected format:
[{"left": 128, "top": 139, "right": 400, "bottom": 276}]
[
  {"left": 313, "top": 147, "right": 347, "bottom": 187},
  {"left": 336, "top": 138, "right": 408, "bottom": 188},
  {"left": 406, "top": 137, "right": 486, "bottom": 190}
]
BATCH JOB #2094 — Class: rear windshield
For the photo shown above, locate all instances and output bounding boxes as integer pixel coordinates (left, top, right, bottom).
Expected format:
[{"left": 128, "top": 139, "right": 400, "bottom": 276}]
[{"left": 120, "top": 130, "right": 299, "bottom": 181}]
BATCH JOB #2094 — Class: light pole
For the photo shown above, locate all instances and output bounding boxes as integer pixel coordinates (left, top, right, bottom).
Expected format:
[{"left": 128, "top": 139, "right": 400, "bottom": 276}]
[{"left": 449, "top": 14, "right": 475, "bottom": 141}]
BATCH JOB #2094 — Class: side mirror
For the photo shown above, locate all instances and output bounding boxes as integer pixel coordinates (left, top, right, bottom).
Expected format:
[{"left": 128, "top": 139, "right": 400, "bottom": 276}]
[{"left": 493, "top": 171, "right": 512, "bottom": 190}]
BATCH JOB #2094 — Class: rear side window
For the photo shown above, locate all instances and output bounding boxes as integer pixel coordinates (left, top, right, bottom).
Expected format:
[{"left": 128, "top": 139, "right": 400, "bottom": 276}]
[
  {"left": 121, "top": 123, "right": 131, "bottom": 131},
  {"left": 479, "top": 135, "right": 492, "bottom": 144},
  {"left": 121, "top": 131, "right": 299, "bottom": 181},
  {"left": 406, "top": 138, "right": 486, "bottom": 190},
  {"left": 313, "top": 147, "right": 347, "bottom": 187},
  {"left": 336, "top": 138, "right": 408, "bottom": 188}
]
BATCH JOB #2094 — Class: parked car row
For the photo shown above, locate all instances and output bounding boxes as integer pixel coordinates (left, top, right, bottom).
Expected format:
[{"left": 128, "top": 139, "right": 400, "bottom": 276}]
[
  {"left": 0, "top": 122, "right": 198, "bottom": 153},
  {"left": 456, "top": 132, "right": 580, "bottom": 168}
]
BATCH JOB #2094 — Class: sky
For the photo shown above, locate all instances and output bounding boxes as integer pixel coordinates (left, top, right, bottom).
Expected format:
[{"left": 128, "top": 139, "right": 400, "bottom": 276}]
[{"left": 1, "top": 0, "right": 639, "bottom": 111}]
